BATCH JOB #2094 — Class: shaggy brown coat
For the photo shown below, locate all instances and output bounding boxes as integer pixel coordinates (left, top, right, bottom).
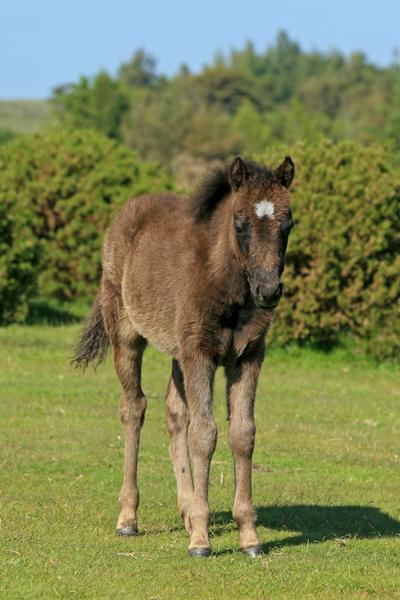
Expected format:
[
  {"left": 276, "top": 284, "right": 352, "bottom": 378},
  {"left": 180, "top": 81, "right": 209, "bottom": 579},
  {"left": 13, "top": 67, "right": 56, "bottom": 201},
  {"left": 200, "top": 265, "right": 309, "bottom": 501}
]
[{"left": 75, "top": 156, "right": 295, "bottom": 557}]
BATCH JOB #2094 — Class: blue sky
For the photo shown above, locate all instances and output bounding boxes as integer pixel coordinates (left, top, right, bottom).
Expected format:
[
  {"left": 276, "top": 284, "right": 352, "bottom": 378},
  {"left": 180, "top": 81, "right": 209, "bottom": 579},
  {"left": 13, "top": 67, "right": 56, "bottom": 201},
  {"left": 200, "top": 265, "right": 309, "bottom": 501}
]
[{"left": 1, "top": 0, "right": 399, "bottom": 98}]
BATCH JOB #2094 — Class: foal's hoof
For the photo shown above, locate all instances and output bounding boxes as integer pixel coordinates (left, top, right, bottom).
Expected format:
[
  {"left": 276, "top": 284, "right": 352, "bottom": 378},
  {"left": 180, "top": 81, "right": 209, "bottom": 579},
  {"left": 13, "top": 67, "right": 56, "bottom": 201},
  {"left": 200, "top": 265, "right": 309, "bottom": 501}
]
[
  {"left": 116, "top": 526, "right": 137, "bottom": 536},
  {"left": 188, "top": 547, "right": 212, "bottom": 558},
  {"left": 242, "top": 545, "right": 263, "bottom": 557}
]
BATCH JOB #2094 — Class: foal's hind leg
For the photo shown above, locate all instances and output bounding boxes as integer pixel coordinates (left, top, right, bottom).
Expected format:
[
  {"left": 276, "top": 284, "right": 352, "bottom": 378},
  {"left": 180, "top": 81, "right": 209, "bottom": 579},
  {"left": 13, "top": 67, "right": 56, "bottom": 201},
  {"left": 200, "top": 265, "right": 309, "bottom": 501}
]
[
  {"left": 225, "top": 341, "right": 264, "bottom": 556},
  {"left": 180, "top": 351, "right": 217, "bottom": 557},
  {"left": 165, "top": 360, "right": 194, "bottom": 534},
  {"left": 114, "top": 333, "right": 147, "bottom": 536}
]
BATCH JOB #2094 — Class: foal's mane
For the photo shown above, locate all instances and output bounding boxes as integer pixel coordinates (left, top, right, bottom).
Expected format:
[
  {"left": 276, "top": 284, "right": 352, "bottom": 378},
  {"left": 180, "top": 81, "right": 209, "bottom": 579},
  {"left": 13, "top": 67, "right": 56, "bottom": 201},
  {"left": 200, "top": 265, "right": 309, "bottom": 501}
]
[{"left": 190, "top": 159, "right": 274, "bottom": 222}]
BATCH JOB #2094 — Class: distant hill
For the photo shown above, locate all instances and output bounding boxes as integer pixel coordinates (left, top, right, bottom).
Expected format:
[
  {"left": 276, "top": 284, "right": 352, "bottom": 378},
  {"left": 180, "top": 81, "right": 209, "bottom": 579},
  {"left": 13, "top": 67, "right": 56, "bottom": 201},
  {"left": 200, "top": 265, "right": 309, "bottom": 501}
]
[{"left": 0, "top": 99, "right": 55, "bottom": 134}]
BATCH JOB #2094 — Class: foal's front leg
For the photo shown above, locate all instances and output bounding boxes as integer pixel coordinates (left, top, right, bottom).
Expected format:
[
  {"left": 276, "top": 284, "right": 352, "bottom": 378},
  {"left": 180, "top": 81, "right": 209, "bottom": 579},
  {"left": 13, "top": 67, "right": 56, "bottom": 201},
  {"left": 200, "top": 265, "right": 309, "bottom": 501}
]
[
  {"left": 226, "top": 341, "right": 264, "bottom": 556},
  {"left": 180, "top": 351, "right": 217, "bottom": 557}
]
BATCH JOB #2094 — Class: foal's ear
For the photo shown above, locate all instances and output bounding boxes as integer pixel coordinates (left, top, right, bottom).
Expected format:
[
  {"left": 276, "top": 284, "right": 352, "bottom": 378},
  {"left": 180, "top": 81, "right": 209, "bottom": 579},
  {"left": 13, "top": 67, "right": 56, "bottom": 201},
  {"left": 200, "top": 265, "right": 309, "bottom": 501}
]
[
  {"left": 274, "top": 156, "right": 295, "bottom": 189},
  {"left": 230, "top": 157, "right": 249, "bottom": 191}
]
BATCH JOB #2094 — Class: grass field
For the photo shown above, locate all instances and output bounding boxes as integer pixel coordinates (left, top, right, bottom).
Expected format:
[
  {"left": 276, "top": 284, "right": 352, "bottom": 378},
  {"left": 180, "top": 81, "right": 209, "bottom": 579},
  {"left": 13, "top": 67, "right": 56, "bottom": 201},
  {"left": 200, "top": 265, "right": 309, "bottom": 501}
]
[
  {"left": 0, "top": 99, "right": 54, "bottom": 134},
  {"left": 0, "top": 324, "right": 399, "bottom": 599}
]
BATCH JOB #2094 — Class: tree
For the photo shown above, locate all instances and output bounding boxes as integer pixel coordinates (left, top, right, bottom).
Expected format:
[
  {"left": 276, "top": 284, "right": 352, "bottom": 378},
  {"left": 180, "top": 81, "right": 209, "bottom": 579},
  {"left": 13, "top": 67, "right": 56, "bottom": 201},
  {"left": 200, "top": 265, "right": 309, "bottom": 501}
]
[
  {"left": 121, "top": 86, "right": 194, "bottom": 162},
  {"left": 118, "top": 49, "right": 159, "bottom": 88},
  {"left": 233, "top": 100, "right": 273, "bottom": 154},
  {"left": 184, "top": 104, "right": 243, "bottom": 160},
  {"left": 53, "top": 72, "right": 129, "bottom": 139}
]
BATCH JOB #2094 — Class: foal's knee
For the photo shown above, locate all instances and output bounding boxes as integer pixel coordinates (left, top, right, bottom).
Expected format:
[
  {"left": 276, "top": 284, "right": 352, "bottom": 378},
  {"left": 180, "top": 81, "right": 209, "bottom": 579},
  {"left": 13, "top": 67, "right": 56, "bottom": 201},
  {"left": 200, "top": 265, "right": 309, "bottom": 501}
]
[
  {"left": 120, "top": 394, "right": 147, "bottom": 427},
  {"left": 188, "top": 414, "right": 217, "bottom": 457},
  {"left": 229, "top": 419, "right": 255, "bottom": 458}
]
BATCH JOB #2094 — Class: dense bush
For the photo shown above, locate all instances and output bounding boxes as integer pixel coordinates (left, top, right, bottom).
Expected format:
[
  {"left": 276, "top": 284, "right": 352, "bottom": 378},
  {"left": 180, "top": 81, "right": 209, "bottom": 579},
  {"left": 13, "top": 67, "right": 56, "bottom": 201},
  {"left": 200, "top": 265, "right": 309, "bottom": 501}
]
[
  {"left": 0, "top": 176, "right": 40, "bottom": 323},
  {"left": 261, "top": 140, "right": 400, "bottom": 360},
  {"left": 1, "top": 132, "right": 399, "bottom": 361},
  {"left": 0, "top": 128, "right": 15, "bottom": 145},
  {"left": 0, "top": 130, "right": 174, "bottom": 309}
]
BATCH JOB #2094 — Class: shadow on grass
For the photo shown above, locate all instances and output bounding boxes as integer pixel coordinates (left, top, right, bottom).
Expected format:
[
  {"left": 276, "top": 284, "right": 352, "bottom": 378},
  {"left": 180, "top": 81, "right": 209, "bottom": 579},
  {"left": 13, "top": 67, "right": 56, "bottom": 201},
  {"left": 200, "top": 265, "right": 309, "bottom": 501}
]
[
  {"left": 26, "top": 299, "right": 83, "bottom": 325},
  {"left": 212, "top": 505, "right": 400, "bottom": 554}
]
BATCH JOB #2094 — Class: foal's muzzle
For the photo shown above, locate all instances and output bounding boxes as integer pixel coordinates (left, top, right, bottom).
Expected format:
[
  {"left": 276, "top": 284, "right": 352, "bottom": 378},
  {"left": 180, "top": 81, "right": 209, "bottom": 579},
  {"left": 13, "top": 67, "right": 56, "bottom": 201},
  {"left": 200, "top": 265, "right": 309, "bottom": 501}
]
[
  {"left": 250, "top": 270, "right": 284, "bottom": 309},
  {"left": 254, "top": 282, "right": 284, "bottom": 309}
]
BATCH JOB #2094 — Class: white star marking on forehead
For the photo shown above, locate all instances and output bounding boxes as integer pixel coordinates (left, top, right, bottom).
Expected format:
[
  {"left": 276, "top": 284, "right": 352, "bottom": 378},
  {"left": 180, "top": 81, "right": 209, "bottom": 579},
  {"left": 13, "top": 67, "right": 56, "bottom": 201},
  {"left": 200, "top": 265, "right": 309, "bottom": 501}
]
[{"left": 255, "top": 199, "right": 275, "bottom": 219}]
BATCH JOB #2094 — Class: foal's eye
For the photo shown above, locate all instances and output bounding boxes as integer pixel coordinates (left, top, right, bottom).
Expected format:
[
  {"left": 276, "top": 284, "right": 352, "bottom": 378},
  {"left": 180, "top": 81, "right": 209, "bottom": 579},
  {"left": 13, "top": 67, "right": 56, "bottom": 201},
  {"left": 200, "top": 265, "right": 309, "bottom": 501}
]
[
  {"left": 234, "top": 219, "right": 247, "bottom": 234},
  {"left": 234, "top": 218, "right": 250, "bottom": 255}
]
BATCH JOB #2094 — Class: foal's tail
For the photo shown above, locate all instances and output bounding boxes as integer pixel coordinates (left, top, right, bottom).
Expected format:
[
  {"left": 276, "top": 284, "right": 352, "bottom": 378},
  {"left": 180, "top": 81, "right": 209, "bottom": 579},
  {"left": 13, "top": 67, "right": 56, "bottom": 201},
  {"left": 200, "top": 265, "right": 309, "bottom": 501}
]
[{"left": 72, "top": 293, "right": 109, "bottom": 370}]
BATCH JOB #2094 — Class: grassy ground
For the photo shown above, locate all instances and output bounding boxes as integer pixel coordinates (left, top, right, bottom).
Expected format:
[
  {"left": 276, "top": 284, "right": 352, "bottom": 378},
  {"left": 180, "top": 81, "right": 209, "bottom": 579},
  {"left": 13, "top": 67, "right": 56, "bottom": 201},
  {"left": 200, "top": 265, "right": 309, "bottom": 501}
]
[
  {"left": 0, "top": 324, "right": 399, "bottom": 599},
  {"left": 0, "top": 99, "right": 54, "bottom": 134}
]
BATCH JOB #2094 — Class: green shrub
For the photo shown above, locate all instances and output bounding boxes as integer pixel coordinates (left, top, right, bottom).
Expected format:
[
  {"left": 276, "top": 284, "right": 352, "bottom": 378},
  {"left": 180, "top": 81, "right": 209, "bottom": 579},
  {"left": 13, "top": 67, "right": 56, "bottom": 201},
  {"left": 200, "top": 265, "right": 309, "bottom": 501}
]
[
  {"left": 0, "top": 130, "right": 174, "bottom": 305},
  {"left": 0, "top": 128, "right": 15, "bottom": 145},
  {"left": 0, "top": 177, "right": 40, "bottom": 324},
  {"left": 260, "top": 140, "right": 400, "bottom": 360}
]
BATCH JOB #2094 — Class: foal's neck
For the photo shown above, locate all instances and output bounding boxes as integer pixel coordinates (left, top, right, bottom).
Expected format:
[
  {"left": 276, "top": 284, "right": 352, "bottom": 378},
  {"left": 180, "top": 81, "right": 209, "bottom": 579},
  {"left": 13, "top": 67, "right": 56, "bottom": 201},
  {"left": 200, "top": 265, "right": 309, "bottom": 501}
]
[{"left": 206, "top": 197, "right": 247, "bottom": 305}]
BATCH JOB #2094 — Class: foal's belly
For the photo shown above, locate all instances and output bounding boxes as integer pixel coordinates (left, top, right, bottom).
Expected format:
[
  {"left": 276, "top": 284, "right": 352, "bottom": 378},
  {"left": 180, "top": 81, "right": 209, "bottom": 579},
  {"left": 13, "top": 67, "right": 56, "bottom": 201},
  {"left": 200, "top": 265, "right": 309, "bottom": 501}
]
[
  {"left": 121, "top": 257, "right": 180, "bottom": 356},
  {"left": 129, "top": 313, "right": 179, "bottom": 356},
  {"left": 122, "top": 288, "right": 179, "bottom": 356}
]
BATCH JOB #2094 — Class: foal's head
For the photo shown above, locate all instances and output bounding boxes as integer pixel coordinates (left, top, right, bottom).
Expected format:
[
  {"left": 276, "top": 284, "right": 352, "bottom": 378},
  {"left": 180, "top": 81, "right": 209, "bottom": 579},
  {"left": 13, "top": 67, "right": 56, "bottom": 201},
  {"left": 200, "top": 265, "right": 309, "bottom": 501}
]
[
  {"left": 191, "top": 155, "right": 295, "bottom": 309},
  {"left": 229, "top": 156, "right": 295, "bottom": 308}
]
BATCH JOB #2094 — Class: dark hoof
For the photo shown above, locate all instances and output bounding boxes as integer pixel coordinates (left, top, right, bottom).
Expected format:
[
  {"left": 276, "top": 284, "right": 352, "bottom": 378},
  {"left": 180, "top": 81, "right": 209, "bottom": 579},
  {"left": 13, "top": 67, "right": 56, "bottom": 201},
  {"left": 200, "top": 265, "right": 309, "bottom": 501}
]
[
  {"left": 116, "top": 526, "right": 137, "bottom": 536},
  {"left": 242, "top": 545, "right": 263, "bottom": 557},
  {"left": 188, "top": 547, "right": 212, "bottom": 558}
]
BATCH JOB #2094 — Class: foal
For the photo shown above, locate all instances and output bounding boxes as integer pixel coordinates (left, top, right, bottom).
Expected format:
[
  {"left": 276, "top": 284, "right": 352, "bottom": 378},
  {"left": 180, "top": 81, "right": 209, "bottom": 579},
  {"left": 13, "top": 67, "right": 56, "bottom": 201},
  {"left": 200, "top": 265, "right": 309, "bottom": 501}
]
[{"left": 75, "top": 156, "right": 295, "bottom": 557}]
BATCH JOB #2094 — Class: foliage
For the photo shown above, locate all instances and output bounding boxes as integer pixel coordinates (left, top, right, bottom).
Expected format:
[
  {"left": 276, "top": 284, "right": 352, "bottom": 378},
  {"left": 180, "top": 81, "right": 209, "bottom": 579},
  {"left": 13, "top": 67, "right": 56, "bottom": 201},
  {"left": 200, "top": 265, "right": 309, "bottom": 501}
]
[
  {"left": 48, "top": 30, "right": 400, "bottom": 168},
  {"left": 1, "top": 132, "right": 399, "bottom": 359},
  {"left": 3, "top": 31, "right": 400, "bottom": 357},
  {"left": 0, "top": 162, "right": 40, "bottom": 323},
  {"left": 0, "top": 130, "right": 174, "bottom": 305},
  {"left": 3, "top": 32, "right": 400, "bottom": 167},
  {"left": 0, "top": 128, "right": 15, "bottom": 145},
  {"left": 1, "top": 324, "right": 399, "bottom": 598},
  {"left": 120, "top": 83, "right": 195, "bottom": 162},
  {"left": 183, "top": 104, "right": 242, "bottom": 159},
  {"left": 53, "top": 72, "right": 129, "bottom": 139},
  {"left": 118, "top": 49, "right": 160, "bottom": 88},
  {"left": 260, "top": 140, "right": 400, "bottom": 360}
]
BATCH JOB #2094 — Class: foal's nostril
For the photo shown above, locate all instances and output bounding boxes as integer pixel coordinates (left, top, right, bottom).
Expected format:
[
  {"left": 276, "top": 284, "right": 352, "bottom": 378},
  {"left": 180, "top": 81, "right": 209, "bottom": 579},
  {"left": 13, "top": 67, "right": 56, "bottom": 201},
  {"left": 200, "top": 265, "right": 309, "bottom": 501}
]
[
  {"left": 250, "top": 269, "right": 283, "bottom": 307},
  {"left": 263, "top": 283, "right": 280, "bottom": 301},
  {"left": 255, "top": 284, "right": 263, "bottom": 301},
  {"left": 254, "top": 281, "right": 283, "bottom": 307}
]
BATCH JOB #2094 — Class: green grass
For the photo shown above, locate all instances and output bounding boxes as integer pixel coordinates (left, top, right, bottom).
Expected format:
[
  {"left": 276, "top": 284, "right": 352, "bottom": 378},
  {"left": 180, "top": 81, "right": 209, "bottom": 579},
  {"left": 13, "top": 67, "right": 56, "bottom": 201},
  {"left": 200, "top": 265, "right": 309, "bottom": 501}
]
[
  {"left": 0, "top": 325, "right": 399, "bottom": 599},
  {"left": 0, "top": 99, "right": 54, "bottom": 134}
]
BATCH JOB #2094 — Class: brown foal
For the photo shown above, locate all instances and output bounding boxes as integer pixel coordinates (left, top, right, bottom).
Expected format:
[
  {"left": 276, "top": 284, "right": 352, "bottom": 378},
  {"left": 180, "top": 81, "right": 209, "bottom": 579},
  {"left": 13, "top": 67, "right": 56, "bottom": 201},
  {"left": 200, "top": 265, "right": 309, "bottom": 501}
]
[{"left": 74, "top": 156, "right": 295, "bottom": 557}]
